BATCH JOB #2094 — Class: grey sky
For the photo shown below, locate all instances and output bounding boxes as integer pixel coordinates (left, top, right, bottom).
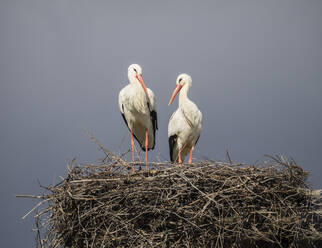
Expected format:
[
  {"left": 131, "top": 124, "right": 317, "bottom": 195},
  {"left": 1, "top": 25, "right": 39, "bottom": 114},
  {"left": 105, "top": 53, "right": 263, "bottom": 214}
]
[{"left": 1, "top": 0, "right": 322, "bottom": 247}]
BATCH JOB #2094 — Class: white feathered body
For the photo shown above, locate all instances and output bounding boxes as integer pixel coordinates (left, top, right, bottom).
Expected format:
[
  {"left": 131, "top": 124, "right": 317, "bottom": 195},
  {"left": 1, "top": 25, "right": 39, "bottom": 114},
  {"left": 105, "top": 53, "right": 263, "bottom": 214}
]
[
  {"left": 119, "top": 83, "right": 157, "bottom": 150},
  {"left": 168, "top": 90, "right": 202, "bottom": 162}
]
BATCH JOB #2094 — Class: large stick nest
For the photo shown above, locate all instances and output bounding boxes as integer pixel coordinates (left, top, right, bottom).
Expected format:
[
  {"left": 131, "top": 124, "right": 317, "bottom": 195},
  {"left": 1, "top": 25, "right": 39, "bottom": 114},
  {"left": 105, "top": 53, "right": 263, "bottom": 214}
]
[{"left": 21, "top": 139, "right": 322, "bottom": 248}]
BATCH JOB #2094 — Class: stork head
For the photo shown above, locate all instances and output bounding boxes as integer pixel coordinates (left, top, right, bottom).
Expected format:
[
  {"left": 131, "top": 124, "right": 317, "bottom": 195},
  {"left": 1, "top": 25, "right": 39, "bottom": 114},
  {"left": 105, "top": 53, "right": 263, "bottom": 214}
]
[
  {"left": 128, "top": 64, "right": 148, "bottom": 96},
  {"left": 168, "top": 73, "right": 192, "bottom": 106}
]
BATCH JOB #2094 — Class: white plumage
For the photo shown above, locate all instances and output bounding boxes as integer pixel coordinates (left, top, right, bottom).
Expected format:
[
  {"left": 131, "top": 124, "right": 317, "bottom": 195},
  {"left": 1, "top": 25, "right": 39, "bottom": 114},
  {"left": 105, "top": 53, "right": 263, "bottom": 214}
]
[
  {"left": 168, "top": 74, "right": 202, "bottom": 163},
  {"left": 119, "top": 86, "right": 157, "bottom": 149},
  {"left": 118, "top": 64, "right": 157, "bottom": 172}
]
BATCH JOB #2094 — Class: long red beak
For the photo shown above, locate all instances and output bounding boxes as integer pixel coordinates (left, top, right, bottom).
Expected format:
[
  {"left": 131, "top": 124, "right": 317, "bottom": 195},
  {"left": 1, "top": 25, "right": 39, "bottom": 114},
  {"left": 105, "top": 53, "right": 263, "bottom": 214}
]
[
  {"left": 168, "top": 84, "right": 183, "bottom": 106},
  {"left": 136, "top": 74, "right": 149, "bottom": 96}
]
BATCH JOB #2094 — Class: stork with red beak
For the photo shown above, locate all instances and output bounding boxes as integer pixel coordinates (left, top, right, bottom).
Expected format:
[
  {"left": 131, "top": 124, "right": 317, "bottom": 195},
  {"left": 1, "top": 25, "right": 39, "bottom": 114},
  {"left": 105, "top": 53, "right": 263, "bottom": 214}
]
[
  {"left": 119, "top": 64, "right": 158, "bottom": 173},
  {"left": 168, "top": 73, "right": 202, "bottom": 164}
]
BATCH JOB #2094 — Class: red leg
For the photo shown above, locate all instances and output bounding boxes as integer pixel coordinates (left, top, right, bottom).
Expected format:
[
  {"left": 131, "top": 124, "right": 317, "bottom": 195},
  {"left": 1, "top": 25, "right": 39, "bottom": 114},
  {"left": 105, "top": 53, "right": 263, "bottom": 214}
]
[
  {"left": 188, "top": 147, "right": 193, "bottom": 164},
  {"left": 178, "top": 148, "right": 182, "bottom": 164},
  {"left": 145, "top": 130, "right": 148, "bottom": 172},
  {"left": 131, "top": 131, "right": 135, "bottom": 174}
]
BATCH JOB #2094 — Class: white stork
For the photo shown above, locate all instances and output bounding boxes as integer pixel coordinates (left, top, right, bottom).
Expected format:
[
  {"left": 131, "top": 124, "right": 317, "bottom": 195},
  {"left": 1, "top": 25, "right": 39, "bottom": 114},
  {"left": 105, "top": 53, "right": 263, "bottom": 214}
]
[
  {"left": 168, "top": 73, "right": 202, "bottom": 164},
  {"left": 119, "top": 64, "right": 158, "bottom": 173}
]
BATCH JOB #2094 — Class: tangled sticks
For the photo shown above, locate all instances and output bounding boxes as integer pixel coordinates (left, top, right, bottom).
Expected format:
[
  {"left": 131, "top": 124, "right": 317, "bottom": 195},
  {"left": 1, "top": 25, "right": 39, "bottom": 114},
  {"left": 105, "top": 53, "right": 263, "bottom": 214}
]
[{"left": 23, "top": 154, "right": 322, "bottom": 248}]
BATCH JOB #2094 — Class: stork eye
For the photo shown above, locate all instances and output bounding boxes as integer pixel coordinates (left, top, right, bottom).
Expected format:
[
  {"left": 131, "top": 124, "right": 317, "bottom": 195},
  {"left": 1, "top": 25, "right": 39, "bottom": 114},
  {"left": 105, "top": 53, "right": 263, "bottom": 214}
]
[
  {"left": 134, "top": 68, "right": 137, "bottom": 73},
  {"left": 179, "top": 78, "right": 182, "bottom": 83}
]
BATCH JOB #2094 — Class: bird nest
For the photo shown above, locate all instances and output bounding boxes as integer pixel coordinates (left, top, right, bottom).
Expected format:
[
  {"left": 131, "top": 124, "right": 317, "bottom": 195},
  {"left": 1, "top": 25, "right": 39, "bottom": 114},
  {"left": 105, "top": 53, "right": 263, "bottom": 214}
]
[{"left": 20, "top": 139, "right": 322, "bottom": 248}]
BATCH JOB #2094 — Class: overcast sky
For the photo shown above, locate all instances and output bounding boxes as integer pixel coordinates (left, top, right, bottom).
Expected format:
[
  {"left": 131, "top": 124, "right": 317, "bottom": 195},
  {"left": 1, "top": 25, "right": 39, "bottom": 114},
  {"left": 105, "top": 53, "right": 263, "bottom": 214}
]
[{"left": 1, "top": 0, "right": 322, "bottom": 247}]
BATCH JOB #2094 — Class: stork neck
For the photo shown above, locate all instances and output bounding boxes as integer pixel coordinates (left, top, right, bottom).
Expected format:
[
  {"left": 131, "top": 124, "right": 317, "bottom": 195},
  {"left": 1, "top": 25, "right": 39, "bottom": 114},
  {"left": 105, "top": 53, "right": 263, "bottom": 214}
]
[
  {"left": 129, "top": 75, "right": 138, "bottom": 85},
  {"left": 128, "top": 76, "right": 143, "bottom": 92},
  {"left": 129, "top": 76, "right": 148, "bottom": 107},
  {"left": 179, "top": 83, "right": 191, "bottom": 107}
]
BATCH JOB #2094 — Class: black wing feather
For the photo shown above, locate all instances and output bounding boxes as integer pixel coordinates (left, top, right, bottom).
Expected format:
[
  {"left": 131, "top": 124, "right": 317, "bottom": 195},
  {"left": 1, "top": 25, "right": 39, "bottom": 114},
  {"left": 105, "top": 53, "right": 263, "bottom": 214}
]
[
  {"left": 168, "top": 134, "right": 177, "bottom": 162},
  {"left": 121, "top": 112, "right": 129, "bottom": 129},
  {"left": 194, "top": 135, "right": 200, "bottom": 146},
  {"left": 150, "top": 110, "right": 158, "bottom": 149}
]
